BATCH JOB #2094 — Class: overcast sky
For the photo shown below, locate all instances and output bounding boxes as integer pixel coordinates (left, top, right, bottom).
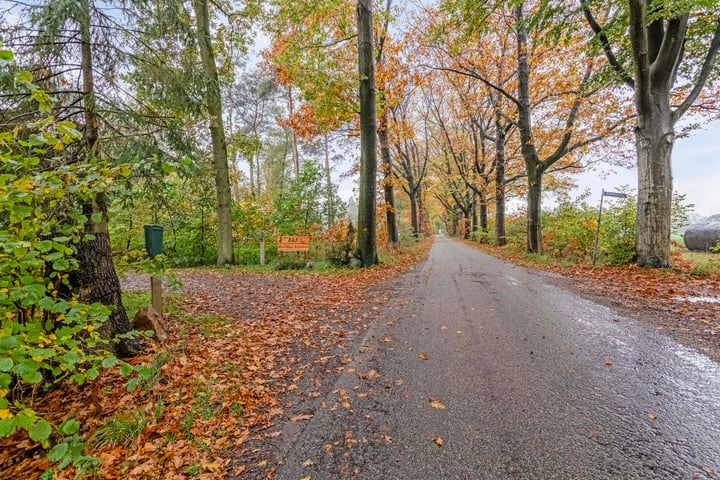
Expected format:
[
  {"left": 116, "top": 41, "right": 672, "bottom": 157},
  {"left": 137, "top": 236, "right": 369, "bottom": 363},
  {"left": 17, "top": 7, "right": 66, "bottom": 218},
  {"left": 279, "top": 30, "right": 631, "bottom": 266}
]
[{"left": 573, "top": 120, "right": 720, "bottom": 218}]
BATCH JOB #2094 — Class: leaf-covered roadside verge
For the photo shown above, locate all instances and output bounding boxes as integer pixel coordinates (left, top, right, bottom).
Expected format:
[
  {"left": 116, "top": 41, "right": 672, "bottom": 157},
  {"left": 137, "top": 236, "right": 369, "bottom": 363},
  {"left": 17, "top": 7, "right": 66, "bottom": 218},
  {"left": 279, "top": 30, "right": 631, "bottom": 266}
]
[
  {"left": 477, "top": 244, "right": 720, "bottom": 363},
  {"left": 0, "top": 239, "right": 431, "bottom": 479}
]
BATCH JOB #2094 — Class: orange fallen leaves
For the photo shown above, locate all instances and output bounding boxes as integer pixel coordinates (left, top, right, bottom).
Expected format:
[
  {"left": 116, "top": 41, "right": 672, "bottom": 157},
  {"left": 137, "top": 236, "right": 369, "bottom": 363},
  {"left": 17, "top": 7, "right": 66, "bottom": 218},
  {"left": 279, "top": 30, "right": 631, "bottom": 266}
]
[
  {"left": 0, "top": 238, "right": 434, "bottom": 480},
  {"left": 429, "top": 398, "right": 446, "bottom": 410}
]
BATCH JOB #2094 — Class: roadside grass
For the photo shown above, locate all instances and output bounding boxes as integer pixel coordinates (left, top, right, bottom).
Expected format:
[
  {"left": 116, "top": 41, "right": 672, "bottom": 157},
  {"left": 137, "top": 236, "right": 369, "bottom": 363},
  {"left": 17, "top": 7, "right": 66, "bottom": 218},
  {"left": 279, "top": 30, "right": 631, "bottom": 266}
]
[
  {"left": 88, "top": 410, "right": 148, "bottom": 450},
  {"left": 682, "top": 250, "right": 720, "bottom": 276},
  {"left": 474, "top": 239, "right": 720, "bottom": 278},
  {"left": 122, "top": 290, "right": 151, "bottom": 319}
]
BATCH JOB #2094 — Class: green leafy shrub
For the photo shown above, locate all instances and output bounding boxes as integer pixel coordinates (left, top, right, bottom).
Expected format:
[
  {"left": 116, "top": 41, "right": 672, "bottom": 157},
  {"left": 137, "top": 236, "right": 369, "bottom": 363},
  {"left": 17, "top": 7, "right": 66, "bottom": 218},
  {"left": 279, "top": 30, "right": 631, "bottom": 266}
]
[
  {"left": 598, "top": 193, "right": 636, "bottom": 265},
  {"left": 0, "top": 55, "right": 148, "bottom": 472},
  {"left": 323, "top": 221, "right": 356, "bottom": 266},
  {"left": 542, "top": 198, "right": 597, "bottom": 261}
]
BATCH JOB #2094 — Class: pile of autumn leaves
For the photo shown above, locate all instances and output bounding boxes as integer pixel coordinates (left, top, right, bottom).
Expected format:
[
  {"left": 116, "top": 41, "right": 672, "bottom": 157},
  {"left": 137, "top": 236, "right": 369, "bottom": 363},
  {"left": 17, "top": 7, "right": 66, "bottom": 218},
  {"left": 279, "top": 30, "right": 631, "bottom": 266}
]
[{"left": 0, "top": 245, "right": 428, "bottom": 479}]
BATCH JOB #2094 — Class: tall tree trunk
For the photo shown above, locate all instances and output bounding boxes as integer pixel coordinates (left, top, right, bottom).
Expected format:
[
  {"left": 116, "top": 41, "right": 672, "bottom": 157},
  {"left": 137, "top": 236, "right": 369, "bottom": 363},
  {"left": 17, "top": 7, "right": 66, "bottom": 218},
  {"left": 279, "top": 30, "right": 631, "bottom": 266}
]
[
  {"left": 287, "top": 86, "right": 300, "bottom": 177},
  {"left": 324, "top": 132, "right": 334, "bottom": 226},
  {"left": 378, "top": 117, "right": 399, "bottom": 246},
  {"left": 635, "top": 104, "right": 674, "bottom": 267},
  {"left": 494, "top": 112, "right": 507, "bottom": 246},
  {"left": 76, "top": 0, "right": 139, "bottom": 357},
  {"left": 248, "top": 154, "right": 256, "bottom": 199},
  {"left": 375, "top": 0, "right": 398, "bottom": 247},
  {"left": 516, "top": 4, "right": 542, "bottom": 253},
  {"left": 409, "top": 189, "right": 419, "bottom": 238},
  {"left": 356, "top": 0, "right": 378, "bottom": 266},
  {"left": 418, "top": 182, "right": 427, "bottom": 234},
  {"left": 256, "top": 148, "right": 262, "bottom": 197},
  {"left": 479, "top": 193, "right": 488, "bottom": 232},
  {"left": 471, "top": 192, "right": 478, "bottom": 233},
  {"left": 193, "top": 0, "right": 234, "bottom": 266},
  {"left": 526, "top": 166, "right": 543, "bottom": 253}
]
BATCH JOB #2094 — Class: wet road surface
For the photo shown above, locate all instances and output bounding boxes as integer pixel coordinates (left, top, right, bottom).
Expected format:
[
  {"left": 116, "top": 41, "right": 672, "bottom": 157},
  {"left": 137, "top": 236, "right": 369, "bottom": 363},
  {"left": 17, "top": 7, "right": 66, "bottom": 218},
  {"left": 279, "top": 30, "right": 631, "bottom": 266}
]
[{"left": 274, "top": 237, "right": 720, "bottom": 479}]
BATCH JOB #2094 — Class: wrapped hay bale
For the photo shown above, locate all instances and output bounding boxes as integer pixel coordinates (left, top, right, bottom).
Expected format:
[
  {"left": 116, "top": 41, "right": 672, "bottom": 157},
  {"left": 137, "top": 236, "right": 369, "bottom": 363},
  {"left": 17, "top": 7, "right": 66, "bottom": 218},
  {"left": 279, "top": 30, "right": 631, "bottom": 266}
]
[{"left": 683, "top": 222, "right": 720, "bottom": 252}]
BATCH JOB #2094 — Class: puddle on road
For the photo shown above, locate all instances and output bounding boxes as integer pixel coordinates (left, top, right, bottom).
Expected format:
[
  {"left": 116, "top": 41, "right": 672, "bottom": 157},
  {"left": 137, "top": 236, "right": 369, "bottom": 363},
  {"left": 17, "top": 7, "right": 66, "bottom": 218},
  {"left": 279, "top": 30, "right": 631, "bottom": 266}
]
[{"left": 674, "top": 296, "right": 720, "bottom": 304}]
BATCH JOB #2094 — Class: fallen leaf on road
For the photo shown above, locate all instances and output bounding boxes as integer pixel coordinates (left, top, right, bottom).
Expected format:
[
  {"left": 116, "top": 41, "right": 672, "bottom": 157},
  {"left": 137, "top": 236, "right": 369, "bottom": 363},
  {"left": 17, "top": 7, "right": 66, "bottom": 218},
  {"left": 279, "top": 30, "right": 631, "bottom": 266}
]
[
  {"left": 202, "top": 461, "right": 223, "bottom": 472},
  {"left": 291, "top": 414, "right": 313, "bottom": 422},
  {"left": 434, "top": 437, "right": 443, "bottom": 446},
  {"left": 358, "top": 369, "right": 380, "bottom": 379},
  {"left": 383, "top": 434, "right": 392, "bottom": 443},
  {"left": 604, "top": 361, "right": 613, "bottom": 366},
  {"left": 267, "top": 466, "right": 277, "bottom": 478},
  {"left": 419, "top": 352, "right": 429, "bottom": 360},
  {"left": 302, "top": 459, "right": 314, "bottom": 467},
  {"left": 429, "top": 398, "right": 446, "bottom": 409},
  {"left": 441, "top": 325, "right": 447, "bottom": 331},
  {"left": 648, "top": 413, "right": 657, "bottom": 420}
]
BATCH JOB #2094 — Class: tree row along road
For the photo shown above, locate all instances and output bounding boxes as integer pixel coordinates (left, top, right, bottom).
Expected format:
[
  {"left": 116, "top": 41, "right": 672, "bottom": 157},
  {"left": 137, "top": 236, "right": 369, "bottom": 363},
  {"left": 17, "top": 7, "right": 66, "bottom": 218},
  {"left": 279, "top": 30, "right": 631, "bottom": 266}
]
[{"left": 272, "top": 236, "right": 720, "bottom": 479}]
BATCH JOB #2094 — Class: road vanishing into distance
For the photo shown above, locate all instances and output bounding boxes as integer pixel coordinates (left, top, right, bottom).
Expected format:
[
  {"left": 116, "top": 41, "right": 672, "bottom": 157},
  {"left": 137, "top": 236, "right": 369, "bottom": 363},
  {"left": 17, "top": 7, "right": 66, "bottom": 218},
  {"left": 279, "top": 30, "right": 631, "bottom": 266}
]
[{"left": 274, "top": 236, "right": 720, "bottom": 479}]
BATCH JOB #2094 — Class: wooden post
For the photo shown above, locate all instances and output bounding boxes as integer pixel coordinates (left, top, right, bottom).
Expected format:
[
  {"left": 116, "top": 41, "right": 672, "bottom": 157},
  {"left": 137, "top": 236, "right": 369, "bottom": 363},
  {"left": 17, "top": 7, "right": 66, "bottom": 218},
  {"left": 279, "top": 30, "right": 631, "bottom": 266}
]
[{"left": 151, "top": 275, "right": 163, "bottom": 319}]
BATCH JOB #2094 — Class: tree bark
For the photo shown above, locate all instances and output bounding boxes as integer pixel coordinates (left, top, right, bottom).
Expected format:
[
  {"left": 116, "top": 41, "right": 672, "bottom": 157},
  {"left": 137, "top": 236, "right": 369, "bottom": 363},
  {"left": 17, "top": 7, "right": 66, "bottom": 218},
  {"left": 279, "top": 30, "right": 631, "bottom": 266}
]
[
  {"left": 478, "top": 193, "right": 488, "bottom": 232},
  {"left": 378, "top": 117, "right": 399, "bottom": 246},
  {"left": 76, "top": 0, "right": 139, "bottom": 357},
  {"left": 526, "top": 165, "right": 543, "bottom": 254},
  {"left": 71, "top": 197, "right": 140, "bottom": 357},
  {"left": 324, "top": 132, "right": 335, "bottom": 226},
  {"left": 287, "top": 86, "right": 300, "bottom": 177},
  {"left": 515, "top": 5, "right": 542, "bottom": 253},
  {"left": 375, "top": 0, "right": 399, "bottom": 247},
  {"left": 635, "top": 117, "right": 673, "bottom": 267},
  {"left": 193, "top": 0, "right": 234, "bottom": 266},
  {"left": 356, "top": 0, "right": 378, "bottom": 266},
  {"left": 410, "top": 189, "right": 419, "bottom": 238},
  {"left": 494, "top": 111, "right": 507, "bottom": 246}
]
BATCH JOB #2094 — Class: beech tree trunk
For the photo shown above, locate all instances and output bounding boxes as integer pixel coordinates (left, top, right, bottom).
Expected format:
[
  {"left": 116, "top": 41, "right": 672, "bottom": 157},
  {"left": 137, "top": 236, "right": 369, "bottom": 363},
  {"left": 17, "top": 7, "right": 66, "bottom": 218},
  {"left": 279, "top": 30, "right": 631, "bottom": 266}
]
[
  {"left": 193, "top": 0, "right": 234, "bottom": 266},
  {"left": 76, "top": 0, "right": 139, "bottom": 357},
  {"left": 375, "top": 0, "right": 399, "bottom": 247},
  {"left": 378, "top": 119, "right": 399, "bottom": 246},
  {"left": 526, "top": 167, "right": 543, "bottom": 254},
  {"left": 356, "top": 0, "right": 378, "bottom": 266},
  {"left": 410, "top": 190, "right": 419, "bottom": 238},
  {"left": 324, "top": 132, "right": 335, "bottom": 226},
  {"left": 635, "top": 103, "right": 674, "bottom": 267},
  {"left": 287, "top": 86, "right": 300, "bottom": 177},
  {"left": 478, "top": 193, "right": 488, "bottom": 232},
  {"left": 494, "top": 112, "right": 507, "bottom": 246}
]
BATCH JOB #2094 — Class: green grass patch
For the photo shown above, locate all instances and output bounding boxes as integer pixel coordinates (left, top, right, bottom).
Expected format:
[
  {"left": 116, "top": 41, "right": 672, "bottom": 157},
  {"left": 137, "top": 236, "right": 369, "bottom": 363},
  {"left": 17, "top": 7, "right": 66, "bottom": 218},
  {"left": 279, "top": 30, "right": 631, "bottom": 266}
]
[
  {"left": 121, "top": 290, "right": 151, "bottom": 319},
  {"left": 682, "top": 251, "right": 720, "bottom": 276},
  {"left": 88, "top": 410, "right": 147, "bottom": 450}
]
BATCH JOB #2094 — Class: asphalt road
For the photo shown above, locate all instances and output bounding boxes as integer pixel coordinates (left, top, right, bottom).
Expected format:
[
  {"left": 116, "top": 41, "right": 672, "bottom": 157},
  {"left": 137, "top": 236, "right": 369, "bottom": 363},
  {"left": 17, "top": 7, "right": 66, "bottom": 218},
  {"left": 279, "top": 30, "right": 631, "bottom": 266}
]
[{"left": 274, "top": 236, "right": 720, "bottom": 479}]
